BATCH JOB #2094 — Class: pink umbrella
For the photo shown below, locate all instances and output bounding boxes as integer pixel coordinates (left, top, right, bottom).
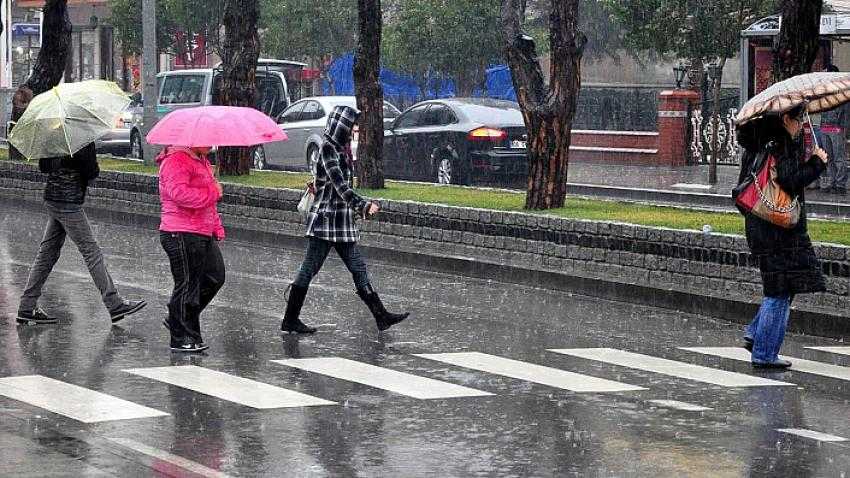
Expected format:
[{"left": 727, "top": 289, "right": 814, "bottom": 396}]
[{"left": 146, "top": 106, "right": 287, "bottom": 147}]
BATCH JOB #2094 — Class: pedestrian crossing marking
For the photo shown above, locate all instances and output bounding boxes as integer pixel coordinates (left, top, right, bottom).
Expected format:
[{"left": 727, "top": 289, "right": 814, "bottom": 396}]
[
  {"left": 777, "top": 428, "right": 848, "bottom": 443},
  {"left": 271, "top": 357, "right": 494, "bottom": 399},
  {"left": 0, "top": 375, "right": 168, "bottom": 423},
  {"left": 550, "top": 348, "right": 792, "bottom": 387},
  {"left": 681, "top": 347, "right": 850, "bottom": 382},
  {"left": 107, "top": 437, "right": 235, "bottom": 478},
  {"left": 124, "top": 366, "right": 335, "bottom": 409},
  {"left": 647, "top": 399, "right": 712, "bottom": 412},
  {"left": 806, "top": 346, "right": 850, "bottom": 357},
  {"left": 415, "top": 352, "right": 645, "bottom": 393}
]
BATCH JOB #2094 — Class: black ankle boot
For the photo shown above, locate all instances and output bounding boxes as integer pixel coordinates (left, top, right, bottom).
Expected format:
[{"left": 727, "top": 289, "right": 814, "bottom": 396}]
[
  {"left": 357, "top": 284, "right": 409, "bottom": 331},
  {"left": 281, "top": 284, "right": 317, "bottom": 334}
]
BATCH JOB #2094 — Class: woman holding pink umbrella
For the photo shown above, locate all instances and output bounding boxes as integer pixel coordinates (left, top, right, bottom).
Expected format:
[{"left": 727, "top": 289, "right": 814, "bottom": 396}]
[{"left": 147, "top": 106, "right": 286, "bottom": 353}]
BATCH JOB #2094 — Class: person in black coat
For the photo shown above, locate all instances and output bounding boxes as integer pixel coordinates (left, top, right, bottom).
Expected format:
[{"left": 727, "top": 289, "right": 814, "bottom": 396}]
[
  {"left": 736, "top": 105, "right": 828, "bottom": 369},
  {"left": 17, "top": 142, "right": 146, "bottom": 325}
]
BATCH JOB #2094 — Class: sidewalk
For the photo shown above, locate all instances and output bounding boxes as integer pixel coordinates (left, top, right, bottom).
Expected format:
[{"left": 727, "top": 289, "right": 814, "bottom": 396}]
[{"left": 567, "top": 162, "right": 850, "bottom": 205}]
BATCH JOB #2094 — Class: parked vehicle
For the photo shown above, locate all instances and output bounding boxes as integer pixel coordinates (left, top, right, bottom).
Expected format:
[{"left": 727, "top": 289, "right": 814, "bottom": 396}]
[
  {"left": 95, "top": 95, "right": 143, "bottom": 156},
  {"left": 129, "top": 64, "right": 291, "bottom": 161},
  {"left": 262, "top": 96, "right": 401, "bottom": 171},
  {"left": 382, "top": 98, "right": 528, "bottom": 185}
]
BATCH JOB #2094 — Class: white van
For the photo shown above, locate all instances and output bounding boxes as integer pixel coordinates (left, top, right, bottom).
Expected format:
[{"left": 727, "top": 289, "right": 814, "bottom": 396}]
[{"left": 129, "top": 63, "right": 292, "bottom": 161}]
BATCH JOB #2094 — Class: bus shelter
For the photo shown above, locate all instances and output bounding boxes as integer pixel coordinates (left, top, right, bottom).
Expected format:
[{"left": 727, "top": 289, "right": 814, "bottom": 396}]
[{"left": 740, "top": 8, "right": 850, "bottom": 106}]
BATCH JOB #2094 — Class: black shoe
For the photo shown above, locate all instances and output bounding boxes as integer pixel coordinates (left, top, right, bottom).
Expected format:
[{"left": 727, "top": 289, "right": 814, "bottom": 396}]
[
  {"left": 280, "top": 284, "right": 317, "bottom": 334},
  {"left": 110, "top": 299, "right": 147, "bottom": 323},
  {"left": 752, "top": 359, "right": 792, "bottom": 369},
  {"left": 357, "top": 284, "right": 409, "bottom": 331},
  {"left": 16, "top": 307, "right": 59, "bottom": 325},
  {"left": 743, "top": 337, "right": 753, "bottom": 352}
]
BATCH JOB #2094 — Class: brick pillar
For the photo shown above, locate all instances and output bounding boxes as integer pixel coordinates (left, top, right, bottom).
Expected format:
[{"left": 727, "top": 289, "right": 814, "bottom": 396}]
[{"left": 657, "top": 90, "right": 700, "bottom": 166}]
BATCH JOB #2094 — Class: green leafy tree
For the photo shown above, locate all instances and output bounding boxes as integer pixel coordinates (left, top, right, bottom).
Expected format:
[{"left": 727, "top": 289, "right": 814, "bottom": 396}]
[
  {"left": 108, "top": 0, "right": 224, "bottom": 62},
  {"left": 605, "top": 0, "right": 776, "bottom": 183},
  {"left": 383, "top": 0, "right": 503, "bottom": 96},
  {"left": 260, "top": 0, "right": 356, "bottom": 82}
]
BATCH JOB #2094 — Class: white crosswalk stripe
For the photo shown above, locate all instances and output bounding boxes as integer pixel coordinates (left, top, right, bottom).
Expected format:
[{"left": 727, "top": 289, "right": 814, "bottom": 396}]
[
  {"left": 647, "top": 400, "right": 713, "bottom": 412},
  {"left": 415, "top": 352, "right": 645, "bottom": 393},
  {"left": 550, "top": 348, "right": 792, "bottom": 387},
  {"left": 806, "top": 346, "right": 850, "bottom": 357},
  {"left": 777, "top": 428, "right": 848, "bottom": 443},
  {"left": 681, "top": 347, "right": 850, "bottom": 382},
  {"left": 271, "top": 357, "right": 493, "bottom": 399},
  {"left": 0, "top": 375, "right": 168, "bottom": 423},
  {"left": 124, "top": 366, "right": 335, "bottom": 409}
]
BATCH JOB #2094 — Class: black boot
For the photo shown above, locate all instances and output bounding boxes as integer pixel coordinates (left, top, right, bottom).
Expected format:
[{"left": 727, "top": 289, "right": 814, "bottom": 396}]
[
  {"left": 281, "top": 284, "right": 317, "bottom": 334},
  {"left": 357, "top": 284, "right": 409, "bottom": 331}
]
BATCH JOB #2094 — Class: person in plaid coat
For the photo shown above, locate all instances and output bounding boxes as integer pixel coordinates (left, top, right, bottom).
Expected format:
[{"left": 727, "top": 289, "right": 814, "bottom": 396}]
[{"left": 281, "top": 105, "right": 409, "bottom": 334}]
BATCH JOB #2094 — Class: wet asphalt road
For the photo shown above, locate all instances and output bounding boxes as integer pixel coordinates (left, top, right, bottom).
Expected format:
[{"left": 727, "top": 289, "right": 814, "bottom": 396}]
[{"left": 1, "top": 199, "right": 850, "bottom": 478}]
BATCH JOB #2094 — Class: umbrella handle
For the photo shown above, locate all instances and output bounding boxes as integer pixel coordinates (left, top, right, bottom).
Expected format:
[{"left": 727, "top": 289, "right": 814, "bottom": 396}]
[{"left": 805, "top": 110, "right": 820, "bottom": 150}]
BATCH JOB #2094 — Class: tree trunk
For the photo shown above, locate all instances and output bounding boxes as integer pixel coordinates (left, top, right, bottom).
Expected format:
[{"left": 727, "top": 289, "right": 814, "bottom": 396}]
[
  {"left": 774, "top": 0, "right": 823, "bottom": 82},
  {"left": 354, "top": 0, "right": 385, "bottom": 189},
  {"left": 219, "top": 0, "right": 260, "bottom": 176},
  {"left": 502, "top": 0, "right": 585, "bottom": 210},
  {"left": 10, "top": 0, "right": 71, "bottom": 161}
]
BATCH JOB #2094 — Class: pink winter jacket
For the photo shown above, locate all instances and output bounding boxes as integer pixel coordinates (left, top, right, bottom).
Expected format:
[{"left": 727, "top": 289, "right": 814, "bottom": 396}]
[{"left": 157, "top": 146, "right": 225, "bottom": 240}]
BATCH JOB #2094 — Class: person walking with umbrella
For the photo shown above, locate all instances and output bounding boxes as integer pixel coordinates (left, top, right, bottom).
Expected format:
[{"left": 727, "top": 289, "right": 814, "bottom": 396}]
[
  {"left": 281, "top": 105, "right": 409, "bottom": 334},
  {"left": 155, "top": 144, "right": 225, "bottom": 353},
  {"left": 733, "top": 72, "right": 846, "bottom": 369},
  {"left": 146, "top": 106, "right": 287, "bottom": 353},
  {"left": 11, "top": 81, "right": 147, "bottom": 325}
]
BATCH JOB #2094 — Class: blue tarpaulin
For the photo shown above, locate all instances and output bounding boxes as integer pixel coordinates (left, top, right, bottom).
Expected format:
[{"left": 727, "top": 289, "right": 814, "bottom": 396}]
[
  {"left": 322, "top": 54, "right": 516, "bottom": 107},
  {"left": 485, "top": 65, "right": 516, "bottom": 101}
]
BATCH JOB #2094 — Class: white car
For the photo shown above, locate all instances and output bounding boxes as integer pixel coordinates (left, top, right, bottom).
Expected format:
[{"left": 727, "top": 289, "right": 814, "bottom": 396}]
[{"left": 259, "top": 96, "right": 401, "bottom": 171}]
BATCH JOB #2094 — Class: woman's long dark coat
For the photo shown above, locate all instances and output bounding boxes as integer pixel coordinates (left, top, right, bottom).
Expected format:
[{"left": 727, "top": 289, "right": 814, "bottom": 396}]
[{"left": 738, "top": 132, "right": 827, "bottom": 297}]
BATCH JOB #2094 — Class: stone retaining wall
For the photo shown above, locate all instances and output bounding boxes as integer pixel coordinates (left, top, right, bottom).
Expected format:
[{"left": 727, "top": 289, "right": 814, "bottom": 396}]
[{"left": 1, "top": 161, "right": 847, "bottom": 332}]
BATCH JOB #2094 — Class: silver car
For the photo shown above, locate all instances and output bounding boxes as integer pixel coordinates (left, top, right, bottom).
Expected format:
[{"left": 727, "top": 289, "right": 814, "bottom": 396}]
[
  {"left": 95, "top": 100, "right": 142, "bottom": 155},
  {"left": 259, "top": 96, "right": 400, "bottom": 171}
]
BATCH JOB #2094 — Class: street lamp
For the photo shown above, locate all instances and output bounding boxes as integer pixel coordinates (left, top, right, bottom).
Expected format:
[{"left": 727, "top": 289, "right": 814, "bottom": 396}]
[{"left": 673, "top": 63, "right": 688, "bottom": 89}]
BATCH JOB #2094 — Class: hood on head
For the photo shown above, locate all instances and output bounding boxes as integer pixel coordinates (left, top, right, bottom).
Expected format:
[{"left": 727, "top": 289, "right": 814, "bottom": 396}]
[{"left": 324, "top": 105, "right": 360, "bottom": 150}]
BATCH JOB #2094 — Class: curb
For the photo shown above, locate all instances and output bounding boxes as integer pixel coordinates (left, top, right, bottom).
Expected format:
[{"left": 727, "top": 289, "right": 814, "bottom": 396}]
[{"left": 566, "top": 183, "right": 850, "bottom": 219}]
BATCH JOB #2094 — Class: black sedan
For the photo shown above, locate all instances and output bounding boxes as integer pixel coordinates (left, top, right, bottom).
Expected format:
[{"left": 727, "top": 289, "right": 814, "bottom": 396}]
[{"left": 383, "top": 98, "right": 528, "bottom": 185}]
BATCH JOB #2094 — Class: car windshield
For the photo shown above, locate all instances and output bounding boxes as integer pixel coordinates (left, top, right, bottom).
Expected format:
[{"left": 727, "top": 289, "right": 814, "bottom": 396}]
[{"left": 455, "top": 101, "right": 524, "bottom": 125}]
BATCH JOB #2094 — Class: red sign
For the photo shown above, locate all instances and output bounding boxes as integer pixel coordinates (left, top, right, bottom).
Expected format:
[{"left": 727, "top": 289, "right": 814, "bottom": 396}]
[{"left": 174, "top": 32, "right": 208, "bottom": 68}]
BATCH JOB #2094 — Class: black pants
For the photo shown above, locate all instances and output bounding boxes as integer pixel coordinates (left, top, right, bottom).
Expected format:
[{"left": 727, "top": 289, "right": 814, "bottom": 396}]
[
  {"left": 160, "top": 232, "right": 225, "bottom": 343},
  {"left": 293, "top": 237, "right": 370, "bottom": 290}
]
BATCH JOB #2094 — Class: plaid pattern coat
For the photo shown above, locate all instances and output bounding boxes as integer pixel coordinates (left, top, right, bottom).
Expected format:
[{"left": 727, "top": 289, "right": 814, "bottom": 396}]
[{"left": 305, "top": 106, "right": 369, "bottom": 243}]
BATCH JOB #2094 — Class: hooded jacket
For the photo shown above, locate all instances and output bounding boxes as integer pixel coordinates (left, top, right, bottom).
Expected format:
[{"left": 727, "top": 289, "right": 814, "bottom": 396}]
[
  {"left": 305, "top": 105, "right": 370, "bottom": 243},
  {"left": 157, "top": 146, "right": 225, "bottom": 240}
]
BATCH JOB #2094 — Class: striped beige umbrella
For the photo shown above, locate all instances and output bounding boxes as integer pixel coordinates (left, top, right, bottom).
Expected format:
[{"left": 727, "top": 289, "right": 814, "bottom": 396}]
[{"left": 736, "top": 72, "right": 850, "bottom": 125}]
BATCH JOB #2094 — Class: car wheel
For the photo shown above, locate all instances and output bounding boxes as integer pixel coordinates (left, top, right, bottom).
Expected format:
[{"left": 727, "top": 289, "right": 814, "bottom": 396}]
[
  {"left": 436, "top": 156, "right": 453, "bottom": 185},
  {"left": 130, "top": 130, "right": 143, "bottom": 160},
  {"left": 252, "top": 145, "right": 268, "bottom": 170},
  {"left": 307, "top": 145, "right": 320, "bottom": 175}
]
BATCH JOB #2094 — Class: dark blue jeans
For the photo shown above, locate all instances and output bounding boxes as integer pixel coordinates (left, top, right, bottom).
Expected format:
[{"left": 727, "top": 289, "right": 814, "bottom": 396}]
[
  {"left": 294, "top": 237, "right": 370, "bottom": 290},
  {"left": 745, "top": 296, "right": 792, "bottom": 364}
]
